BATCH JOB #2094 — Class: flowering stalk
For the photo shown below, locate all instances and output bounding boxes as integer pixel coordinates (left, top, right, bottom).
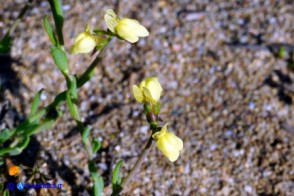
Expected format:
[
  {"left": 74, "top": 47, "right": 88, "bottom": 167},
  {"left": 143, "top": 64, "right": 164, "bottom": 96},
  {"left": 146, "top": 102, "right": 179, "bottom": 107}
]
[
  {"left": 112, "top": 77, "right": 183, "bottom": 195},
  {"left": 113, "top": 134, "right": 154, "bottom": 196},
  {"left": 0, "top": 7, "right": 182, "bottom": 196},
  {"left": 65, "top": 43, "right": 112, "bottom": 195}
]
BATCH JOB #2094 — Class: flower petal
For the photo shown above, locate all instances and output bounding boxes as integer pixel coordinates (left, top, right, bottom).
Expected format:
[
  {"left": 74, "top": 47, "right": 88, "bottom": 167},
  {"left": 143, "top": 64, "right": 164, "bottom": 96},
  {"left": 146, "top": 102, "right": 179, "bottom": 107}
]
[
  {"left": 71, "top": 32, "right": 97, "bottom": 54},
  {"left": 115, "top": 18, "right": 148, "bottom": 43},
  {"left": 104, "top": 9, "right": 119, "bottom": 33},
  {"left": 133, "top": 85, "right": 144, "bottom": 103},
  {"left": 156, "top": 137, "right": 180, "bottom": 162},
  {"left": 142, "top": 87, "right": 153, "bottom": 103},
  {"left": 146, "top": 78, "right": 162, "bottom": 102},
  {"left": 176, "top": 136, "right": 183, "bottom": 151},
  {"left": 130, "top": 20, "right": 149, "bottom": 37}
]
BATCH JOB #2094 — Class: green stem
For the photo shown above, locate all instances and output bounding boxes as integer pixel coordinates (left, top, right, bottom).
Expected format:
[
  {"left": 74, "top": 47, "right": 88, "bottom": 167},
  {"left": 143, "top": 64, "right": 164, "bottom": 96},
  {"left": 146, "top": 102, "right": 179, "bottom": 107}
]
[
  {"left": 0, "top": 47, "right": 107, "bottom": 144},
  {"left": 48, "top": 0, "right": 64, "bottom": 45},
  {"left": 116, "top": 135, "right": 154, "bottom": 195},
  {"left": 77, "top": 55, "right": 103, "bottom": 88},
  {"left": 77, "top": 40, "right": 111, "bottom": 87},
  {"left": 66, "top": 43, "right": 111, "bottom": 195},
  {"left": 76, "top": 120, "right": 93, "bottom": 159}
]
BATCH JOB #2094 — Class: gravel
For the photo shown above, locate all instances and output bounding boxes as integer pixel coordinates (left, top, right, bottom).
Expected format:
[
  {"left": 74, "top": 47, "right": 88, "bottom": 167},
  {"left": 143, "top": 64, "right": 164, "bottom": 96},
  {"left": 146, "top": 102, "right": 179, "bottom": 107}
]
[{"left": 1, "top": 0, "right": 294, "bottom": 195}]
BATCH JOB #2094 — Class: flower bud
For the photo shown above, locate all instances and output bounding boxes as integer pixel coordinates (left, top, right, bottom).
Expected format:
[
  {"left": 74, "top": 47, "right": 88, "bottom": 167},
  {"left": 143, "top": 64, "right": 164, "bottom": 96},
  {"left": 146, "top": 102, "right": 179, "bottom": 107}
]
[
  {"left": 104, "top": 9, "right": 149, "bottom": 43},
  {"left": 70, "top": 32, "right": 97, "bottom": 54},
  {"left": 152, "top": 124, "right": 183, "bottom": 162},
  {"left": 133, "top": 77, "right": 163, "bottom": 103}
]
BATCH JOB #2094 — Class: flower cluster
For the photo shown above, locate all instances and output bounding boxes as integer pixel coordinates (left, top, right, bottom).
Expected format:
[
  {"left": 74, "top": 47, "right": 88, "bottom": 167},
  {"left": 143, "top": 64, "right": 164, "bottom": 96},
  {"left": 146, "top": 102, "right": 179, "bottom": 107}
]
[
  {"left": 71, "top": 10, "right": 149, "bottom": 54},
  {"left": 133, "top": 77, "right": 183, "bottom": 162},
  {"left": 70, "top": 6, "right": 182, "bottom": 163}
]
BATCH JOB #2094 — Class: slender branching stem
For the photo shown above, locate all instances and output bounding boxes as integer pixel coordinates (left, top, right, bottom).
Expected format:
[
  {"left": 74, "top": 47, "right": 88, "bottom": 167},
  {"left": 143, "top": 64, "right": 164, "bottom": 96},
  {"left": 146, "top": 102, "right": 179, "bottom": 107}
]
[{"left": 116, "top": 135, "right": 154, "bottom": 195}]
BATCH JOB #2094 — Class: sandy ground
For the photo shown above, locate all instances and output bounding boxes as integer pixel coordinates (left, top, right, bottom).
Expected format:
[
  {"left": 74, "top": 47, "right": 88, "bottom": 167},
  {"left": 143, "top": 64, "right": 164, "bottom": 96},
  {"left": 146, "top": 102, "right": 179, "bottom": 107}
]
[{"left": 1, "top": 0, "right": 294, "bottom": 195}]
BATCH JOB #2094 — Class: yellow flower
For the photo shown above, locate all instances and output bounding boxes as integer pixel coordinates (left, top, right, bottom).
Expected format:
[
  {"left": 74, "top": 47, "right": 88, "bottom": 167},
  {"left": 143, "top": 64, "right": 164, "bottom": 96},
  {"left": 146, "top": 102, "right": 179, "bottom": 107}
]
[
  {"left": 152, "top": 124, "right": 183, "bottom": 162},
  {"left": 133, "top": 77, "right": 163, "bottom": 103},
  {"left": 8, "top": 165, "right": 21, "bottom": 176},
  {"left": 104, "top": 9, "right": 149, "bottom": 43},
  {"left": 70, "top": 32, "right": 97, "bottom": 54}
]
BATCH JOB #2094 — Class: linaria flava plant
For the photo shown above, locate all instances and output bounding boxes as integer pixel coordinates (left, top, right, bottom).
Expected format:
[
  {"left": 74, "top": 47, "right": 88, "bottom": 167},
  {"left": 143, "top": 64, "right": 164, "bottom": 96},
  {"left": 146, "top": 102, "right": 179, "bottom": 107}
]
[{"left": 0, "top": 1, "right": 183, "bottom": 195}]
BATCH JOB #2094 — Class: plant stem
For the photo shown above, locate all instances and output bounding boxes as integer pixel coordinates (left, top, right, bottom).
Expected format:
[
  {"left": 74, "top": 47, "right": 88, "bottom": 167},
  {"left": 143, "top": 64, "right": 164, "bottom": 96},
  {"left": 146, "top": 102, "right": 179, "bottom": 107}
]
[
  {"left": 117, "top": 135, "right": 154, "bottom": 195},
  {"left": 66, "top": 43, "right": 111, "bottom": 195},
  {"left": 0, "top": 48, "right": 106, "bottom": 145}
]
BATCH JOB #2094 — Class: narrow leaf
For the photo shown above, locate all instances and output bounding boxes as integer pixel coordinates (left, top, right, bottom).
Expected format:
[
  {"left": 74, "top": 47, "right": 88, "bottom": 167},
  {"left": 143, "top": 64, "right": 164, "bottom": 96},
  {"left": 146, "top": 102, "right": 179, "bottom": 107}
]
[
  {"left": 82, "top": 126, "right": 91, "bottom": 144},
  {"left": 89, "top": 160, "right": 103, "bottom": 196},
  {"left": 9, "top": 136, "right": 30, "bottom": 156},
  {"left": 66, "top": 90, "right": 79, "bottom": 121},
  {"left": 0, "top": 129, "right": 13, "bottom": 144},
  {"left": 50, "top": 45, "right": 68, "bottom": 75},
  {"left": 112, "top": 160, "right": 123, "bottom": 186},
  {"left": 29, "top": 89, "right": 44, "bottom": 117},
  {"left": 24, "top": 118, "right": 55, "bottom": 136},
  {"left": 42, "top": 16, "right": 57, "bottom": 46},
  {"left": 3, "top": 189, "right": 10, "bottom": 196},
  {"left": 68, "top": 75, "right": 78, "bottom": 100},
  {"left": 91, "top": 138, "right": 101, "bottom": 154},
  {"left": 278, "top": 47, "right": 286, "bottom": 58},
  {"left": 93, "top": 176, "right": 104, "bottom": 196}
]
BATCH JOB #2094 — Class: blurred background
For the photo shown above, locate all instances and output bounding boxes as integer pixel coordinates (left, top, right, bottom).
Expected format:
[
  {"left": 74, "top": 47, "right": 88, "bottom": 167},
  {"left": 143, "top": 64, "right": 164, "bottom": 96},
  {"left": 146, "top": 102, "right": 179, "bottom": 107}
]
[{"left": 1, "top": 0, "right": 294, "bottom": 195}]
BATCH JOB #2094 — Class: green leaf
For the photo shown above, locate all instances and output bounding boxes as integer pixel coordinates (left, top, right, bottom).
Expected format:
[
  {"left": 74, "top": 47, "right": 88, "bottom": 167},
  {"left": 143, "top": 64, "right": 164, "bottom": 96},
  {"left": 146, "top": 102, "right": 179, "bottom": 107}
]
[
  {"left": 278, "top": 47, "right": 286, "bottom": 58},
  {"left": 112, "top": 160, "right": 123, "bottom": 186},
  {"left": 91, "top": 138, "right": 101, "bottom": 154},
  {"left": 0, "top": 129, "right": 13, "bottom": 144},
  {"left": 50, "top": 45, "right": 68, "bottom": 75},
  {"left": 0, "top": 147, "right": 11, "bottom": 156},
  {"left": 24, "top": 118, "right": 55, "bottom": 136},
  {"left": 93, "top": 176, "right": 104, "bottom": 196},
  {"left": 66, "top": 89, "right": 79, "bottom": 121},
  {"left": 88, "top": 160, "right": 104, "bottom": 196},
  {"left": 68, "top": 75, "right": 78, "bottom": 100},
  {"left": 0, "top": 34, "right": 12, "bottom": 53},
  {"left": 81, "top": 126, "right": 91, "bottom": 144},
  {"left": 9, "top": 136, "right": 30, "bottom": 156},
  {"left": 48, "top": 0, "right": 64, "bottom": 45},
  {"left": 3, "top": 189, "right": 10, "bottom": 196},
  {"left": 42, "top": 16, "right": 57, "bottom": 46},
  {"left": 29, "top": 89, "right": 44, "bottom": 117}
]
